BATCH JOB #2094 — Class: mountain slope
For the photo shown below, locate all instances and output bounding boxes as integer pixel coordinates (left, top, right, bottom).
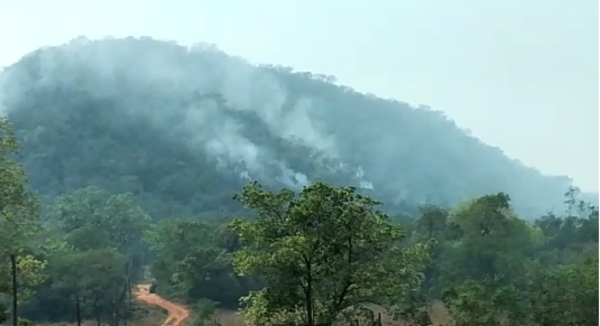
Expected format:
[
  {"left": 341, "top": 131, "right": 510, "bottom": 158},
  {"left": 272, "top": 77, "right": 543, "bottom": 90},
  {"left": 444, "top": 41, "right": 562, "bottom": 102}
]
[{"left": 0, "top": 36, "right": 572, "bottom": 217}]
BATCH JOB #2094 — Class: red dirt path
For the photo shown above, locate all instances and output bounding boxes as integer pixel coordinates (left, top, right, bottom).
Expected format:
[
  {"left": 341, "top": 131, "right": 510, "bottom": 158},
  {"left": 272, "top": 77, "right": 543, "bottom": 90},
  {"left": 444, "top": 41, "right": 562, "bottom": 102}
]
[{"left": 135, "top": 284, "right": 190, "bottom": 326}]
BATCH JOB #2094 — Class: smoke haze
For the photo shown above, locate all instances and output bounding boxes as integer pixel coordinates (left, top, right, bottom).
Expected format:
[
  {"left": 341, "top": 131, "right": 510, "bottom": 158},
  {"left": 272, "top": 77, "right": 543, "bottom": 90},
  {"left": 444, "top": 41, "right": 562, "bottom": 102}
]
[{"left": 0, "top": 36, "right": 584, "bottom": 217}]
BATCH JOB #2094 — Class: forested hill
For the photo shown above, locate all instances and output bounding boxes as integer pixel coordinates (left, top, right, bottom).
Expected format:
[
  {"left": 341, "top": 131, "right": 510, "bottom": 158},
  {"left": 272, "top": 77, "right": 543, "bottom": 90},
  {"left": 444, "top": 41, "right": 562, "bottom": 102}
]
[{"left": 0, "top": 36, "right": 572, "bottom": 218}]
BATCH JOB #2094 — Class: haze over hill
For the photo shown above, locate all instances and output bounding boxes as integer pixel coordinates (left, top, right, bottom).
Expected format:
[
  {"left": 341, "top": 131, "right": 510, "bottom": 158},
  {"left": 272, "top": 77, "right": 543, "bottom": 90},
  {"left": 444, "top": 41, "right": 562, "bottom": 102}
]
[
  {"left": 0, "top": 2, "right": 597, "bottom": 325},
  {"left": 0, "top": 0, "right": 597, "bottom": 193},
  {"left": 0, "top": 37, "right": 585, "bottom": 217}
]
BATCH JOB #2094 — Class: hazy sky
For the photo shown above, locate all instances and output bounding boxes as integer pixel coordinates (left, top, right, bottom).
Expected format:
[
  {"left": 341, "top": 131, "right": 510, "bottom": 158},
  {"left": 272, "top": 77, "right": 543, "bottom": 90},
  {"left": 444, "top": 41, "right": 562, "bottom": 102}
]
[{"left": 1, "top": 0, "right": 598, "bottom": 191}]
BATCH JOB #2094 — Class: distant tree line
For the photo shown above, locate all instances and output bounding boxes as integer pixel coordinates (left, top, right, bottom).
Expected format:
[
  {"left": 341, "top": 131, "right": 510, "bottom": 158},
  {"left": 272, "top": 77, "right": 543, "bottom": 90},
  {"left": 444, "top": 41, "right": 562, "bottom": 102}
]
[{"left": 0, "top": 117, "right": 596, "bottom": 326}]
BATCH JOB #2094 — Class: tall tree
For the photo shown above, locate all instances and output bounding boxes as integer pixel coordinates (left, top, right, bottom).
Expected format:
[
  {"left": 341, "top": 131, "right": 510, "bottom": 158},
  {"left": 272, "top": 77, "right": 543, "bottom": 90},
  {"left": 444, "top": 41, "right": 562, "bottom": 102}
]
[
  {"left": 230, "top": 181, "right": 429, "bottom": 326},
  {"left": 0, "top": 118, "right": 46, "bottom": 318}
]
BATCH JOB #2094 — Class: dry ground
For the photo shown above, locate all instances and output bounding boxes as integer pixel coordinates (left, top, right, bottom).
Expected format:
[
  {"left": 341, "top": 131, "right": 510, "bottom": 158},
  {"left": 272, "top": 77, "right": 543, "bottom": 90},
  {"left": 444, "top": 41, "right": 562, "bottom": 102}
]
[
  {"left": 209, "top": 302, "right": 451, "bottom": 326},
  {"left": 30, "top": 301, "right": 451, "bottom": 326},
  {"left": 135, "top": 284, "right": 190, "bottom": 326},
  {"left": 33, "top": 303, "right": 167, "bottom": 326}
]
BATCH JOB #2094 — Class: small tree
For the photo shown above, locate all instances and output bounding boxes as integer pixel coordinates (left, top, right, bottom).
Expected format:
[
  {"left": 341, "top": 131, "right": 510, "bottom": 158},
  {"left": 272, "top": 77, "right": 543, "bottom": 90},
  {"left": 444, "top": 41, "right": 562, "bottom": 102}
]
[{"left": 192, "top": 298, "right": 221, "bottom": 326}]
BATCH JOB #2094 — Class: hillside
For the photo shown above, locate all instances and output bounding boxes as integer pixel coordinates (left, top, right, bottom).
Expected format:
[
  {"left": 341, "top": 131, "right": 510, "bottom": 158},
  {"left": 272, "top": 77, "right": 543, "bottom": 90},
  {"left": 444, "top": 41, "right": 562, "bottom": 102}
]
[{"left": 0, "top": 36, "right": 573, "bottom": 217}]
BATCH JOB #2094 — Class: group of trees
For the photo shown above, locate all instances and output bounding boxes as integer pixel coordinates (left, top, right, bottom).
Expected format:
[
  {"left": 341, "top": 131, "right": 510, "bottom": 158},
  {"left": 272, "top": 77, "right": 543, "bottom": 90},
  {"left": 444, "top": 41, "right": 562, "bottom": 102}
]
[
  {"left": 0, "top": 117, "right": 149, "bottom": 324},
  {"left": 0, "top": 116, "right": 597, "bottom": 326},
  {"left": 23, "top": 186, "right": 150, "bottom": 323},
  {"left": 0, "top": 34, "right": 596, "bottom": 326},
  {"left": 147, "top": 184, "right": 598, "bottom": 326}
]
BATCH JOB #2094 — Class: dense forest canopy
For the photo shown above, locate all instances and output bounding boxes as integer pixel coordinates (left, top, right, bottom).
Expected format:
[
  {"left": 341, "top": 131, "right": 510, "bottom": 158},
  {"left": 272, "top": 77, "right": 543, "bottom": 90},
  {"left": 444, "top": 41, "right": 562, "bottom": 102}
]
[
  {"left": 0, "top": 36, "right": 597, "bottom": 326},
  {"left": 0, "top": 36, "right": 584, "bottom": 218}
]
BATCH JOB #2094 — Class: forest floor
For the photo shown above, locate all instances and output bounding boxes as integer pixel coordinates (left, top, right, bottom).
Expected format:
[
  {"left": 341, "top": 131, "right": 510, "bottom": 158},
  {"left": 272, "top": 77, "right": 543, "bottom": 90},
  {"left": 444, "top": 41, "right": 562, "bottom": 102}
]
[
  {"left": 204, "top": 302, "right": 451, "bottom": 326},
  {"left": 132, "top": 285, "right": 451, "bottom": 326},
  {"left": 37, "top": 288, "right": 450, "bottom": 326},
  {"left": 36, "top": 305, "right": 167, "bottom": 326}
]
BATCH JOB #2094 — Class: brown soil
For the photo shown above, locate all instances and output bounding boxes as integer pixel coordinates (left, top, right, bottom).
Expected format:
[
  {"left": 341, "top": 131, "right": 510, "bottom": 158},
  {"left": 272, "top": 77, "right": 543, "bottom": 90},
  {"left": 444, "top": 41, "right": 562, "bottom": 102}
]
[{"left": 135, "top": 284, "right": 190, "bottom": 326}]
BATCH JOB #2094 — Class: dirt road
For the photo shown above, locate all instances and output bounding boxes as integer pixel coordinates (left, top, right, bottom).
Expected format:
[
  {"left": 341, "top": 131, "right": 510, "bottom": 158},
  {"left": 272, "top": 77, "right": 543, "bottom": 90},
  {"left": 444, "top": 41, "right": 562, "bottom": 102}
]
[{"left": 135, "top": 284, "right": 190, "bottom": 326}]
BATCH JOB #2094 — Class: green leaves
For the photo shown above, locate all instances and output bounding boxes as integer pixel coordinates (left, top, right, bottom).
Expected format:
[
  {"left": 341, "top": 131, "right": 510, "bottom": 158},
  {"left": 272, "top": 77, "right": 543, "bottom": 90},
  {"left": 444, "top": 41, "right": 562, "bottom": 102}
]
[
  {"left": 443, "top": 278, "right": 526, "bottom": 326},
  {"left": 230, "top": 181, "right": 429, "bottom": 326},
  {"left": 146, "top": 218, "right": 251, "bottom": 309},
  {"left": 530, "top": 258, "right": 598, "bottom": 326},
  {"left": 51, "top": 186, "right": 150, "bottom": 254},
  {"left": 0, "top": 118, "right": 45, "bottom": 311},
  {"left": 442, "top": 193, "right": 536, "bottom": 284}
]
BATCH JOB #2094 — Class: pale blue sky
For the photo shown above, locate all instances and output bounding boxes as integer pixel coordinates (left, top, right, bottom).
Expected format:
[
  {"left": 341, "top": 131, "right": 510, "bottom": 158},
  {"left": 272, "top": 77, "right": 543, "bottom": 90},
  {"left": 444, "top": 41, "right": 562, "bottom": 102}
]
[{"left": 1, "top": 0, "right": 598, "bottom": 191}]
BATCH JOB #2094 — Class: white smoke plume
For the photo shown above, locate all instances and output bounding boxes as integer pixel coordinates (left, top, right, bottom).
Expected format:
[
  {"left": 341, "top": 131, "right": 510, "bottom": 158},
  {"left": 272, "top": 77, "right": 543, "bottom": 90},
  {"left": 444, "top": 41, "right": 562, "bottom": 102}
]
[{"left": 0, "top": 36, "right": 372, "bottom": 189}]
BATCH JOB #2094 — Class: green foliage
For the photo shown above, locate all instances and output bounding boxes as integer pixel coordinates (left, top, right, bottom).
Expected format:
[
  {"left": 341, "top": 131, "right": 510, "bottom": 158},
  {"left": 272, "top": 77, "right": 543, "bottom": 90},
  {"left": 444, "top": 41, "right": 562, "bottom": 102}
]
[
  {"left": 0, "top": 307, "right": 6, "bottom": 324},
  {"left": 19, "top": 185, "right": 149, "bottom": 323},
  {"left": 51, "top": 186, "right": 151, "bottom": 254},
  {"left": 145, "top": 218, "right": 254, "bottom": 308},
  {"left": 0, "top": 169, "right": 596, "bottom": 326},
  {"left": 191, "top": 298, "right": 221, "bottom": 326},
  {"left": 392, "top": 288, "right": 432, "bottom": 326},
  {"left": 444, "top": 278, "right": 530, "bottom": 326},
  {"left": 441, "top": 193, "right": 537, "bottom": 286},
  {"left": 530, "top": 258, "right": 598, "bottom": 326},
  {"left": 0, "top": 118, "right": 46, "bottom": 316},
  {"left": 0, "top": 37, "right": 596, "bottom": 325},
  {"left": 230, "top": 181, "right": 429, "bottom": 326}
]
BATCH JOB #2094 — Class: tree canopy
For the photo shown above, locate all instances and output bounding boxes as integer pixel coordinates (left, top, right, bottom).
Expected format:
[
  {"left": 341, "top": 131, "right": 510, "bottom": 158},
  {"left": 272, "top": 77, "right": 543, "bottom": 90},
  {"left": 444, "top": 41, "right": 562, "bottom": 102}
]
[
  {"left": 0, "top": 37, "right": 587, "bottom": 219},
  {"left": 230, "top": 182, "right": 430, "bottom": 326},
  {"left": 0, "top": 37, "right": 596, "bottom": 326}
]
